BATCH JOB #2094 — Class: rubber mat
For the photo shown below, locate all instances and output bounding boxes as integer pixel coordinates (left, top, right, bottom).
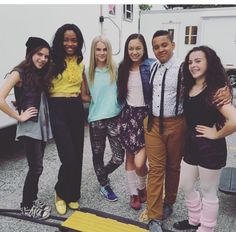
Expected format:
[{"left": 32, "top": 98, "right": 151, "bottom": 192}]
[
  {"left": 62, "top": 211, "right": 148, "bottom": 232},
  {"left": 0, "top": 207, "right": 173, "bottom": 232}
]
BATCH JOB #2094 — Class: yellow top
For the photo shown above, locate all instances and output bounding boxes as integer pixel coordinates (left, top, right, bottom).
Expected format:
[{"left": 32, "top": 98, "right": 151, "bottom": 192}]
[{"left": 50, "top": 57, "right": 84, "bottom": 96}]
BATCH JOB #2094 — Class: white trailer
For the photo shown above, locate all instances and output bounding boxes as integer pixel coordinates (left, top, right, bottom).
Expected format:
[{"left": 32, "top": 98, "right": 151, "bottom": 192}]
[
  {"left": 0, "top": 4, "right": 140, "bottom": 130},
  {"left": 140, "top": 6, "right": 236, "bottom": 85}
]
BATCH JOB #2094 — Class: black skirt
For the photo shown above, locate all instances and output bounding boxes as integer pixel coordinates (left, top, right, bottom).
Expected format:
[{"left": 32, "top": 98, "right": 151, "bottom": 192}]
[{"left": 183, "top": 128, "right": 227, "bottom": 170}]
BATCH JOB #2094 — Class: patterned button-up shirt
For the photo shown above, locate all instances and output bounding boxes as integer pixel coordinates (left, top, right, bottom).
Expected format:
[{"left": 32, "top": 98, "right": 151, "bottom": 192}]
[{"left": 151, "top": 56, "right": 183, "bottom": 117}]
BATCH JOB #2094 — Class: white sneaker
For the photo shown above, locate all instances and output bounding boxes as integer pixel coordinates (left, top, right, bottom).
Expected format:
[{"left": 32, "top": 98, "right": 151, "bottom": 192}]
[{"left": 21, "top": 205, "right": 50, "bottom": 220}]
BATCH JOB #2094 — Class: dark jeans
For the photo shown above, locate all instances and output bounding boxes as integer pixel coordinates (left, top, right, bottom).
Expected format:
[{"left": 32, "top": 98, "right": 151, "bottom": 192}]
[
  {"left": 89, "top": 116, "right": 124, "bottom": 186},
  {"left": 48, "top": 97, "right": 84, "bottom": 203},
  {"left": 21, "top": 136, "right": 46, "bottom": 207}
]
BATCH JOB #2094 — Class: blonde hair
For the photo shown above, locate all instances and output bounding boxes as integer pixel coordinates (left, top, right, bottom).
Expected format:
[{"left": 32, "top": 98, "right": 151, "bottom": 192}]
[{"left": 88, "top": 36, "right": 117, "bottom": 85}]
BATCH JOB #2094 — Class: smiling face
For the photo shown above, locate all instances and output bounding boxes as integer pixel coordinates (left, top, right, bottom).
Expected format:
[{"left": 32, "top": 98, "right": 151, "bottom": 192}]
[
  {"left": 188, "top": 50, "right": 208, "bottom": 81},
  {"left": 95, "top": 41, "right": 107, "bottom": 66},
  {"left": 32, "top": 47, "right": 49, "bottom": 69},
  {"left": 128, "top": 38, "right": 144, "bottom": 64},
  {"left": 63, "top": 30, "right": 78, "bottom": 57},
  {"left": 152, "top": 35, "right": 175, "bottom": 64}
]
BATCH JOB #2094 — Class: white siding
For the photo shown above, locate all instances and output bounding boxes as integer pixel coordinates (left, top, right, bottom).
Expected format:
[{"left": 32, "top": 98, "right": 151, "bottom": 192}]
[{"left": 0, "top": 4, "right": 139, "bottom": 129}]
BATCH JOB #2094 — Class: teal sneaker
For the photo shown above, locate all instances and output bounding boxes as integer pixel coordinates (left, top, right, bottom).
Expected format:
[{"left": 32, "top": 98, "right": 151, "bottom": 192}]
[{"left": 100, "top": 184, "right": 118, "bottom": 202}]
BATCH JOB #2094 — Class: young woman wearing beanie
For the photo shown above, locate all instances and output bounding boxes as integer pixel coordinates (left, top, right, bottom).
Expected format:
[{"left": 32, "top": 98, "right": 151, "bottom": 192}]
[{"left": 0, "top": 36, "right": 52, "bottom": 220}]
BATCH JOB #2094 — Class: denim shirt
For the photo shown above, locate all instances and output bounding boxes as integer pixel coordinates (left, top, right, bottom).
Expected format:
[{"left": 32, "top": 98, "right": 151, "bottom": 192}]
[{"left": 139, "top": 58, "right": 156, "bottom": 106}]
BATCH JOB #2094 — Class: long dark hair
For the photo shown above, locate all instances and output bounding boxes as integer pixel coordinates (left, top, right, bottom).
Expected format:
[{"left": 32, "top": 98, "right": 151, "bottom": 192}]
[
  {"left": 117, "top": 33, "right": 148, "bottom": 104},
  {"left": 183, "top": 45, "right": 231, "bottom": 104},
  {"left": 15, "top": 46, "right": 51, "bottom": 91},
  {"left": 51, "top": 23, "right": 84, "bottom": 76}
]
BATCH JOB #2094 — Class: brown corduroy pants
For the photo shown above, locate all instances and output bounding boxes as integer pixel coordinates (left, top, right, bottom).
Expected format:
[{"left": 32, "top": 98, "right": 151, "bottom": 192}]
[{"left": 144, "top": 115, "right": 186, "bottom": 220}]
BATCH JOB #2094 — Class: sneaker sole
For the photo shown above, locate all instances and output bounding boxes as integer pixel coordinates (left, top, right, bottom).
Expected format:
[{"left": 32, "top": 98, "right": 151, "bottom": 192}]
[
  {"left": 21, "top": 213, "right": 50, "bottom": 221},
  {"left": 100, "top": 191, "right": 118, "bottom": 202}
]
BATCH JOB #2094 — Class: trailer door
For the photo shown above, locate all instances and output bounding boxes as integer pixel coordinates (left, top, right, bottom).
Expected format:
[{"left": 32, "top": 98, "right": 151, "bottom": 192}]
[{"left": 201, "top": 16, "right": 236, "bottom": 68}]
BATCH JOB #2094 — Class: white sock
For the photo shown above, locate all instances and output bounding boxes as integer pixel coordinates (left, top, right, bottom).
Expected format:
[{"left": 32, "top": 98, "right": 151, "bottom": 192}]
[
  {"left": 137, "top": 174, "right": 147, "bottom": 190},
  {"left": 126, "top": 170, "right": 138, "bottom": 195}
]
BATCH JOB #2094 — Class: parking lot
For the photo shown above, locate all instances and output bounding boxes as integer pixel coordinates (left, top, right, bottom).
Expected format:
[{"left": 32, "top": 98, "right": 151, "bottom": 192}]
[{"left": 0, "top": 125, "right": 236, "bottom": 231}]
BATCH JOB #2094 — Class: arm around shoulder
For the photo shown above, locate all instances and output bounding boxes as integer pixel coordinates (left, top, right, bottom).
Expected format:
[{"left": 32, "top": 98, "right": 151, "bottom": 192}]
[{"left": 213, "top": 85, "right": 232, "bottom": 107}]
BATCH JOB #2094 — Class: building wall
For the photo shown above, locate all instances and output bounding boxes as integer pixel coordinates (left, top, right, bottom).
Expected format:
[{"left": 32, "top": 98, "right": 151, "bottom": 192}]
[{"left": 0, "top": 4, "right": 139, "bottom": 128}]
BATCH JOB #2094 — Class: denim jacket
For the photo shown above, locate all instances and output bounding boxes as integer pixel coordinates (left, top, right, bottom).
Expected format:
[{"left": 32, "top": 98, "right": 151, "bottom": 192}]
[{"left": 140, "top": 58, "right": 156, "bottom": 106}]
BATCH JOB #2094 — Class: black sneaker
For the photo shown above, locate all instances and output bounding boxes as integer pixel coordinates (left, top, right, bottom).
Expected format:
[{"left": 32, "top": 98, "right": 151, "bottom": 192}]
[
  {"left": 173, "top": 220, "right": 200, "bottom": 230},
  {"left": 21, "top": 205, "right": 50, "bottom": 220},
  {"left": 33, "top": 200, "right": 51, "bottom": 212}
]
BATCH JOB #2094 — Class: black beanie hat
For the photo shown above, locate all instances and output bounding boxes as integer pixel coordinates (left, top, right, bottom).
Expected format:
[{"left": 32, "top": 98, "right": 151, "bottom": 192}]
[{"left": 25, "top": 37, "right": 50, "bottom": 56}]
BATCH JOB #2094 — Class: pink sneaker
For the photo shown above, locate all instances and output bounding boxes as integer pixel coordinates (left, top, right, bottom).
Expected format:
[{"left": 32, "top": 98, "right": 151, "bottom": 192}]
[{"left": 130, "top": 195, "right": 141, "bottom": 210}]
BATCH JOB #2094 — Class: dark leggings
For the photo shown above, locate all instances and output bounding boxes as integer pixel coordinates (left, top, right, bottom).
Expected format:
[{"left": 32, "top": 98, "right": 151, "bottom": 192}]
[
  {"left": 21, "top": 136, "right": 46, "bottom": 207},
  {"left": 89, "top": 116, "right": 124, "bottom": 186}
]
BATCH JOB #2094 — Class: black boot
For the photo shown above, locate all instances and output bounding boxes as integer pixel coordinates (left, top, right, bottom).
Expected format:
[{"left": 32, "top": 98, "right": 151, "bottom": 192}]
[{"left": 173, "top": 220, "right": 200, "bottom": 230}]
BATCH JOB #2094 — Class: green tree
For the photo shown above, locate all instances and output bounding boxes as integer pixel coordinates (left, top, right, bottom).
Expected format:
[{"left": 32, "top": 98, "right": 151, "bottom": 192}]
[{"left": 139, "top": 4, "right": 152, "bottom": 11}]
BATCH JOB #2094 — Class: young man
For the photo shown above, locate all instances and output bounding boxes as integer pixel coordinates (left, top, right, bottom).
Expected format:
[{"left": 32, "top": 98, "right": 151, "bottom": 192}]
[{"left": 144, "top": 30, "right": 186, "bottom": 232}]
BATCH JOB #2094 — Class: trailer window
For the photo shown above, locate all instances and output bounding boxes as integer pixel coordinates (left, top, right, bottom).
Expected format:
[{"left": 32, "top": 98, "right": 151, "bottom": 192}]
[
  {"left": 185, "top": 26, "right": 198, "bottom": 44},
  {"left": 123, "top": 5, "right": 133, "bottom": 22}
]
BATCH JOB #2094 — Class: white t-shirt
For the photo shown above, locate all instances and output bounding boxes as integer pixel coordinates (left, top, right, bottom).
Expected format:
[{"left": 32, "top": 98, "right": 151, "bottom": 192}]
[{"left": 127, "top": 70, "right": 145, "bottom": 107}]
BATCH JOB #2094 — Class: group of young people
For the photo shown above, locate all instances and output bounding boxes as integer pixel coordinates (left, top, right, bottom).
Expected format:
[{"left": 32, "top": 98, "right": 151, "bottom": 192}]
[{"left": 0, "top": 23, "right": 235, "bottom": 232}]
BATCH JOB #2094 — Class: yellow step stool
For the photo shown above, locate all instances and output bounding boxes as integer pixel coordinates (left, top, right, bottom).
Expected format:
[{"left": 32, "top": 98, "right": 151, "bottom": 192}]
[{"left": 62, "top": 208, "right": 148, "bottom": 232}]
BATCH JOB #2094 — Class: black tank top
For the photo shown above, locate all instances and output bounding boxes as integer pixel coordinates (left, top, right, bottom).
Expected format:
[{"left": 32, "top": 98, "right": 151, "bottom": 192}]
[{"left": 184, "top": 88, "right": 220, "bottom": 130}]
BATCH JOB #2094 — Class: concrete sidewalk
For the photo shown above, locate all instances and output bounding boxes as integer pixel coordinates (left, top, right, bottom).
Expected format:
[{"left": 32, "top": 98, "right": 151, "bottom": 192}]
[{"left": 0, "top": 126, "right": 236, "bottom": 232}]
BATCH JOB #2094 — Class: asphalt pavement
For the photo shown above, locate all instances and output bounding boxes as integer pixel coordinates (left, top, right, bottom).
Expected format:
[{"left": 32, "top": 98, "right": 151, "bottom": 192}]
[{"left": 0, "top": 125, "right": 236, "bottom": 232}]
